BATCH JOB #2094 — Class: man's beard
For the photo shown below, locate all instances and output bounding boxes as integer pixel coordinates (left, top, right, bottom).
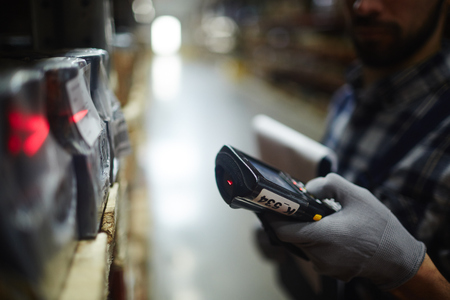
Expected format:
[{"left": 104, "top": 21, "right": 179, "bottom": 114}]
[{"left": 349, "top": 0, "right": 445, "bottom": 68}]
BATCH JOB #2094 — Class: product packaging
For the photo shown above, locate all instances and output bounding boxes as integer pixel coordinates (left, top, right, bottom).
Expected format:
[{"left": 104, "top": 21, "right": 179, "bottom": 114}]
[{"left": 0, "top": 65, "right": 77, "bottom": 299}]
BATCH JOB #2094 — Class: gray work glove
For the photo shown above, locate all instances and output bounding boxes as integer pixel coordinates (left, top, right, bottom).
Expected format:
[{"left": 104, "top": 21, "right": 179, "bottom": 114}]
[{"left": 263, "top": 173, "right": 426, "bottom": 291}]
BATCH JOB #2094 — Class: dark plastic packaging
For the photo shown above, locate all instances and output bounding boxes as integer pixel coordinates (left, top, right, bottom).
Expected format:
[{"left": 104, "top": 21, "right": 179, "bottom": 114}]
[
  {"left": 37, "top": 57, "right": 92, "bottom": 153},
  {"left": 34, "top": 57, "right": 111, "bottom": 239},
  {"left": 73, "top": 120, "right": 111, "bottom": 238},
  {"left": 57, "top": 48, "right": 131, "bottom": 184},
  {"left": 0, "top": 48, "right": 132, "bottom": 184},
  {"left": 60, "top": 48, "right": 112, "bottom": 120},
  {"left": 0, "top": 65, "right": 77, "bottom": 300}
]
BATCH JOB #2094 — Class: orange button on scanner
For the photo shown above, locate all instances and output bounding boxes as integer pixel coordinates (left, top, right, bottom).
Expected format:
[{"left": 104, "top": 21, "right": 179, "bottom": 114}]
[{"left": 313, "top": 214, "right": 322, "bottom": 221}]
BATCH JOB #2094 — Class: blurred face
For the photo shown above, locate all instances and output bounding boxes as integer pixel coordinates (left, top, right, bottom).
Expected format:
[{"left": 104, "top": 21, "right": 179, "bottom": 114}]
[{"left": 343, "top": 0, "right": 445, "bottom": 68}]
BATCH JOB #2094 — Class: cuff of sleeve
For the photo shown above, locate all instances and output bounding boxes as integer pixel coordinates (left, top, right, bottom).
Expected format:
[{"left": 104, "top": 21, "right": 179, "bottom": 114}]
[{"left": 364, "top": 214, "right": 427, "bottom": 291}]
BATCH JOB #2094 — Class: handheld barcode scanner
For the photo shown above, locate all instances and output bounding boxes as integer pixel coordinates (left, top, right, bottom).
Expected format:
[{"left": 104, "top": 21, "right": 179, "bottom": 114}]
[{"left": 215, "top": 145, "right": 341, "bottom": 221}]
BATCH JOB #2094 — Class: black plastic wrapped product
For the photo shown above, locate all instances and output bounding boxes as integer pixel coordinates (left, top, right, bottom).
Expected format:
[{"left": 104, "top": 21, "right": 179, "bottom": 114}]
[
  {"left": 34, "top": 57, "right": 111, "bottom": 239},
  {"left": 0, "top": 64, "right": 77, "bottom": 300},
  {"left": 99, "top": 51, "right": 132, "bottom": 182},
  {"left": 0, "top": 53, "right": 111, "bottom": 239},
  {"left": 58, "top": 48, "right": 131, "bottom": 184},
  {"left": 60, "top": 48, "right": 112, "bottom": 120},
  {"left": 56, "top": 49, "right": 118, "bottom": 184},
  {"left": 37, "top": 57, "right": 92, "bottom": 153}
]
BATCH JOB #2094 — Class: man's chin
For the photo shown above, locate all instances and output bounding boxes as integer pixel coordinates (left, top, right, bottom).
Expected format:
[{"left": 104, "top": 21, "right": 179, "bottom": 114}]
[
  {"left": 356, "top": 49, "right": 406, "bottom": 68},
  {"left": 357, "top": 54, "right": 400, "bottom": 68},
  {"left": 353, "top": 41, "right": 406, "bottom": 68}
]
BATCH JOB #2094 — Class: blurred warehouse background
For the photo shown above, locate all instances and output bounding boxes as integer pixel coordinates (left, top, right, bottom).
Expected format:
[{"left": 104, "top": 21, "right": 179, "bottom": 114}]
[{"left": 0, "top": 0, "right": 354, "bottom": 300}]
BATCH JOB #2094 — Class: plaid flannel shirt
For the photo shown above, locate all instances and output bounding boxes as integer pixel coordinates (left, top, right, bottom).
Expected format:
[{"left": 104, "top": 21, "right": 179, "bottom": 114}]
[{"left": 322, "top": 44, "right": 450, "bottom": 264}]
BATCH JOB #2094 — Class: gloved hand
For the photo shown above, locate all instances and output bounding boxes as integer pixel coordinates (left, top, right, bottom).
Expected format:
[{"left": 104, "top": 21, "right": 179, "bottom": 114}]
[{"left": 262, "top": 173, "right": 426, "bottom": 291}]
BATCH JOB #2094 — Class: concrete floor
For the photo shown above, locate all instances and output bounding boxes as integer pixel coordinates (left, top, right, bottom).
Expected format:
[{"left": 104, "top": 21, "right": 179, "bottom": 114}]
[{"left": 139, "top": 51, "right": 328, "bottom": 300}]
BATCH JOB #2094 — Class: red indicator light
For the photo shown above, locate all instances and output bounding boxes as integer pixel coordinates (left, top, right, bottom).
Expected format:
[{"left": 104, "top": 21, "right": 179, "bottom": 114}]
[
  {"left": 23, "top": 116, "right": 50, "bottom": 156},
  {"left": 7, "top": 111, "right": 50, "bottom": 157},
  {"left": 227, "top": 180, "right": 233, "bottom": 186},
  {"left": 71, "top": 109, "right": 88, "bottom": 123}
]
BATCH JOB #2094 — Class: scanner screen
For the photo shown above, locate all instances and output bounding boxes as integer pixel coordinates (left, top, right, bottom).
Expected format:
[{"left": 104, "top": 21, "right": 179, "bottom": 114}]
[{"left": 247, "top": 158, "right": 297, "bottom": 193}]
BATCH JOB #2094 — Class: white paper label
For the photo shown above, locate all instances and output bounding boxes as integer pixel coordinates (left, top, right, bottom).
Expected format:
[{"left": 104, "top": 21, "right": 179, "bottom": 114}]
[
  {"left": 252, "top": 189, "right": 300, "bottom": 216},
  {"left": 66, "top": 73, "right": 102, "bottom": 147}
]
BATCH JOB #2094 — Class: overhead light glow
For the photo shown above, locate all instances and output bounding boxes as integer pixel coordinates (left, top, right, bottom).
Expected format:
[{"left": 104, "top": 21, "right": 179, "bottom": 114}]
[{"left": 151, "top": 16, "right": 182, "bottom": 55}]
